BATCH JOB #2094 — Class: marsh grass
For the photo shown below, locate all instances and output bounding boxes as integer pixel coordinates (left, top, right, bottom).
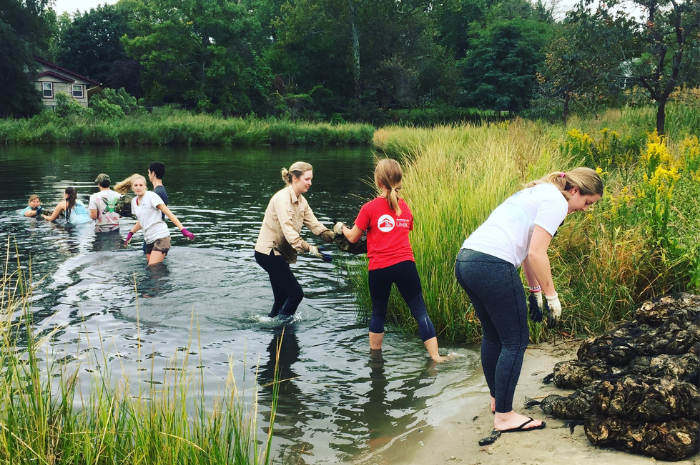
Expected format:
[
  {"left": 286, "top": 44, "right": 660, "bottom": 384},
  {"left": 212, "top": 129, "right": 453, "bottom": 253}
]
[
  {"left": 0, "top": 110, "right": 374, "bottom": 147},
  {"left": 362, "top": 109, "right": 700, "bottom": 343},
  {"left": 0, "top": 245, "right": 278, "bottom": 464},
  {"left": 361, "top": 120, "right": 566, "bottom": 342}
]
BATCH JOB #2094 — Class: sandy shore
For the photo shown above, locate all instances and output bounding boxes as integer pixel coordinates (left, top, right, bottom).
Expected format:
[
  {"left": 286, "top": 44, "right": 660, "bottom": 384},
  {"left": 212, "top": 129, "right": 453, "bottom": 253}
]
[{"left": 368, "top": 340, "right": 698, "bottom": 465}]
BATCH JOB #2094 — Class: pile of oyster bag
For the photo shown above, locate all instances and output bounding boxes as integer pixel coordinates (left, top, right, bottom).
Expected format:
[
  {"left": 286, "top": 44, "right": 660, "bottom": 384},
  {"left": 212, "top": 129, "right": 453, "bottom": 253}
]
[{"left": 539, "top": 294, "right": 699, "bottom": 461}]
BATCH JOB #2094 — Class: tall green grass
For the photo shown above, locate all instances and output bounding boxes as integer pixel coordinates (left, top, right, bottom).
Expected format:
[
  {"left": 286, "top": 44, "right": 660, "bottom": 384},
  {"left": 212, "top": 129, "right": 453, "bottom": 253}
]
[
  {"left": 362, "top": 106, "right": 700, "bottom": 343},
  {"left": 0, "top": 109, "right": 375, "bottom": 147},
  {"left": 0, "top": 246, "right": 278, "bottom": 464},
  {"left": 361, "top": 120, "right": 566, "bottom": 342}
]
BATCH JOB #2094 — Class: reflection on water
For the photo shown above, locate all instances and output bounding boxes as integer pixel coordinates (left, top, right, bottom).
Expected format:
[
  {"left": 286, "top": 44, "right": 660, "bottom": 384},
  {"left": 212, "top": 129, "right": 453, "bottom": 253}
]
[{"left": 0, "top": 145, "right": 482, "bottom": 464}]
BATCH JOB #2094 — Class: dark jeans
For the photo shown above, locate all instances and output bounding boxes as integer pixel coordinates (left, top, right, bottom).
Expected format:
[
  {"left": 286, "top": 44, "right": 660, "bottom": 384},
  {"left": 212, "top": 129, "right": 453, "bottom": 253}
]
[
  {"left": 255, "top": 250, "right": 304, "bottom": 317},
  {"left": 454, "top": 248, "right": 529, "bottom": 414},
  {"left": 367, "top": 260, "right": 436, "bottom": 341}
]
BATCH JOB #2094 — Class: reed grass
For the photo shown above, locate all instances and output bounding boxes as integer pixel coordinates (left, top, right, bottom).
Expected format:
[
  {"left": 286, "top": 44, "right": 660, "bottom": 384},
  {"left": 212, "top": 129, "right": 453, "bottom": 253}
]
[
  {"left": 0, "top": 110, "right": 375, "bottom": 147},
  {"left": 0, "top": 244, "right": 278, "bottom": 464},
  {"left": 357, "top": 120, "right": 567, "bottom": 342},
  {"left": 361, "top": 108, "right": 700, "bottom": 343}
]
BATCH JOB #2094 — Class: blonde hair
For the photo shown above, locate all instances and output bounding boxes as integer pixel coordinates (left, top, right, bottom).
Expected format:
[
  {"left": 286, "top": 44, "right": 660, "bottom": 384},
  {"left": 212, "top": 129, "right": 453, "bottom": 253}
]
[
  {"left": 281, "top": 162, "right": 313, "bottom": 185},
  {"left": 114, "top": 174, "right": 146, "bottom": 194},
  {"left": 28, "top": 194, "right": 40, "bottom": 204},
  {"left": 375, "top": 158, "right": 403, "bottom": 216},
  {"left": 526, "top": 167, "right": 603, "bottom": 200}
]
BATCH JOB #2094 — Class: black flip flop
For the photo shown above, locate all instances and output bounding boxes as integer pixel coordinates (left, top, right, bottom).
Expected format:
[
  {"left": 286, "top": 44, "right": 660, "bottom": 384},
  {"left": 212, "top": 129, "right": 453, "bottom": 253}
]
[
  {"left": 498, "top": 417, "right": 546, "bottom": 433},
  {"left": 478, "top": 430, "right": 501, "bottom": 446}
]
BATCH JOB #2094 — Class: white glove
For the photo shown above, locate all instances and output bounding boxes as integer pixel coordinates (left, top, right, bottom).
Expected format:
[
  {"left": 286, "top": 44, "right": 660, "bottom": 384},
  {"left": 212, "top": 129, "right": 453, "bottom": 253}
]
[
  {"left": 333, "top": 221, "right": 345, "bottom": 236},
  {"left": 545, "top": 293, "right": 562, "bottom": 328},
  {"left": 309, "top": 245, "right": 321, "bottom": 258}
]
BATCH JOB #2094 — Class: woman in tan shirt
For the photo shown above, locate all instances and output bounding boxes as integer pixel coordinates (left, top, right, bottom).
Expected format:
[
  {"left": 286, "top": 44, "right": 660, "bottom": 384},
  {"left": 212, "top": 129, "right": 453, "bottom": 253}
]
[{"left": 254, "top": 161, "right": 335, "bottom": 319}]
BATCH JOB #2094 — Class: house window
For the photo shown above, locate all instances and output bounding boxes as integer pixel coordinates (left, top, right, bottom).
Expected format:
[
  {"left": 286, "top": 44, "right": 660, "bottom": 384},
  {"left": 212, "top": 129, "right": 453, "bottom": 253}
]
[
  {"left": 72, "top": 84, "right": 83, "bottom": 98},
  {"left": 42, "top": 82, "right": 53, "bottom": 98}
]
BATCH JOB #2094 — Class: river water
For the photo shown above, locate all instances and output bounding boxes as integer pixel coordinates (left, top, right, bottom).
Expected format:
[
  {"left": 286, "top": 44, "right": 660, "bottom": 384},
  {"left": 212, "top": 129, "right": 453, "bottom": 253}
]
[{"left": 0, "top": 145, "right": 484, "bottom": 464}]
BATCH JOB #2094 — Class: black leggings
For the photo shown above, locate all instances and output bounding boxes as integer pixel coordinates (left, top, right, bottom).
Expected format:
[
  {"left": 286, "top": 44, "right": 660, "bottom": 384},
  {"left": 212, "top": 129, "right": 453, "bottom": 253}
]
[
  {"left": 255, "top": 250, "right": 304, "bottom": 317},
  {"left": 454, "top": 248, "right": 529, "bottom": 414},
  {"left": 367, "top": 260, "right": 437, "bottom": 341}
]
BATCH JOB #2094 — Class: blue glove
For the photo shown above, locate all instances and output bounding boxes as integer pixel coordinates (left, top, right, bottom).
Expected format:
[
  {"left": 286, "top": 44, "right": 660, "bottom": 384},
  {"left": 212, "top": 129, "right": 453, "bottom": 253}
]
[
  {"left": 528, "top": 292, "right": 543, "bottom": 323},
  {"left": 309, "top": 246, "right": 332, "bottom": 263}
]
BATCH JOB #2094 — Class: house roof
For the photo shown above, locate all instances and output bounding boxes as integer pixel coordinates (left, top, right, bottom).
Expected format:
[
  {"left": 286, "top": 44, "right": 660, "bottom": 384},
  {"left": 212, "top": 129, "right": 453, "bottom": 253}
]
[
  {"left": 38, "top": 70, "right": 75, "bottom": 83},
  {"left": 34, "top": 57, "right": 101, "bottom": 86}
]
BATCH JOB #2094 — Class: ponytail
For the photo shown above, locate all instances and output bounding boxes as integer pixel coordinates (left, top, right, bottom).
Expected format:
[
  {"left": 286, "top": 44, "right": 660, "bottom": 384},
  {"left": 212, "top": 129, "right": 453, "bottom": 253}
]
[
  {"left": 526, "top": 167, "right": 603, "bottom": 199},
  {"left": 374, "top": 159, "right": 403, "bottom": 216}
]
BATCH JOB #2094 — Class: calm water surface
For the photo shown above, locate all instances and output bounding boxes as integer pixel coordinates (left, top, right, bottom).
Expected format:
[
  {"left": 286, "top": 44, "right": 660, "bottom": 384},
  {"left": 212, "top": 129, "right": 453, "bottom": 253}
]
[{"left": 0, "top": 145, "right": 483, "bottom": 464}]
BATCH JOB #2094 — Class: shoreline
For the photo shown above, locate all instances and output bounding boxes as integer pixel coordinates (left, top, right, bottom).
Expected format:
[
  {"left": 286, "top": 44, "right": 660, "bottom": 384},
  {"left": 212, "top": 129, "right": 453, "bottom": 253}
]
[{"left": 369, "top": 340, "right": 698, "bottom": 465}]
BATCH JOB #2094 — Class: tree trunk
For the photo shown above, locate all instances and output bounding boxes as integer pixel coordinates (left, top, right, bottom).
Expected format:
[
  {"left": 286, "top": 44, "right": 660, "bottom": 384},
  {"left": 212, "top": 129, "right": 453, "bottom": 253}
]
[
  {"left": 347, "top": 0, "right": 361, "bottom": 99},
  {"left": 656, "top": 99, "right": 666, "bottom": 136},
  {"left": 562, "top": 91, "right": 570, "bottom": 125}
]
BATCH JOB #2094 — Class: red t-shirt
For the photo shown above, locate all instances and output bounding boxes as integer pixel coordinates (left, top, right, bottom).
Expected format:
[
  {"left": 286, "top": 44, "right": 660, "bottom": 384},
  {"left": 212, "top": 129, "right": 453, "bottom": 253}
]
[{"left": 354, "top": 197, "right": 415, "bottom": 270}]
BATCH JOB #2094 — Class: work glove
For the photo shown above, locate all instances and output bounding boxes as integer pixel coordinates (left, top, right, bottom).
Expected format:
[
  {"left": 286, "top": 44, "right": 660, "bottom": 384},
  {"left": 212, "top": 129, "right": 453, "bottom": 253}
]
[
  {"left": 124, "top": 231, "right": 134, "bottom": 246},
  {"left": 527, "top": 287, "right": 543, "bottom": 323},
  {"left": 545, "top": 293, "right": 562, "bottom": 328},
  {"left": 309, "top": 245, "right": 332, "bottom": 262},
  {"left": 181, "top": 228, "right": 195, "bottom": 240},
  {"left": 333, "top": 222, "right": 345, "bottom": 236},
  {"left": 319, "top": 229, "right": 336, "bottom": 243}
]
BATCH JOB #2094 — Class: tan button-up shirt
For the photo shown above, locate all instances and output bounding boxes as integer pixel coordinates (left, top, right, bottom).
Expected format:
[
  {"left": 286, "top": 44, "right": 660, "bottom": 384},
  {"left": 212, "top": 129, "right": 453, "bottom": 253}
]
[{"left": 255, "top": 185, "right": 329, "bottom": 263}]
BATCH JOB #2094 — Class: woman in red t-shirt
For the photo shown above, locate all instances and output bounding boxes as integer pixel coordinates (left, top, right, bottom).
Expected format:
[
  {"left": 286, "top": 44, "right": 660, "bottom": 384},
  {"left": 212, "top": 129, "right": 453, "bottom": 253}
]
[{"left": 339, "top": 159, "right": 445, "bottom": 362}]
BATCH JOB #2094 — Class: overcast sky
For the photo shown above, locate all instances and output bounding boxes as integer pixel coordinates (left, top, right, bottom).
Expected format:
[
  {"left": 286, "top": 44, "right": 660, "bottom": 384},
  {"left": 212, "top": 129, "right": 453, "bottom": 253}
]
[
  {"left": 53, "top": 0, "right": 582, "bottom": 16},
  {"left": 53, "top": 0, "right": 116, "bottom": 15}
]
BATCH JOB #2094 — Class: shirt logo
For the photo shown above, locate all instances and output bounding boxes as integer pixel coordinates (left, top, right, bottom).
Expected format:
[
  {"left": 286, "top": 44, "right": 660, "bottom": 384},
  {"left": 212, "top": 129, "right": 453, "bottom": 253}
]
[{"left": 377, "top": 215, "right": 395, "bottom": 232}]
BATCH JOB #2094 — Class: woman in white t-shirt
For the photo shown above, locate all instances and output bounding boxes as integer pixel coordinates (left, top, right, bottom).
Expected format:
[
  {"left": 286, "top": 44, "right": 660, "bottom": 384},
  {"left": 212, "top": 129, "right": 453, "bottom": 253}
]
[
  {"left": 123, "top": 174, "right": 194, "bottom": 265},
  {"left": 454, "top": 167, "right": 602, "bottom": 437}
]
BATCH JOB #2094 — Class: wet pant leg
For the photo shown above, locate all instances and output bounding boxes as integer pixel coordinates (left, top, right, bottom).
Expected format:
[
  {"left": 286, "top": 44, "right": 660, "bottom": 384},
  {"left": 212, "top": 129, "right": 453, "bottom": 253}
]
[{"left": 255, "top": 251, "right": 304, "bottom": 317}]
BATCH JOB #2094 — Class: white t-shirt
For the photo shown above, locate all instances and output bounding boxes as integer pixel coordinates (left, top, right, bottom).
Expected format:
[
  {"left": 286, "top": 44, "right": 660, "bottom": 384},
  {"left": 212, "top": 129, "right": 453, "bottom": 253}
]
[
  {"left": 131, "top": 191, "right": 170, "bottom": 244},
  {"left": 462, "top": 183, "right": 568, "bottom": 267},
  {"left": 89, "top": 189, "right": 122, "bottom": 230}
]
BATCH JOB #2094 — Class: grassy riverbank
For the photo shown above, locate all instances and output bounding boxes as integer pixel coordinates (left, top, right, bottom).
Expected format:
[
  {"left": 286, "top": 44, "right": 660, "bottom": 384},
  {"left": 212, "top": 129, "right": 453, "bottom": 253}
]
[
  {"left": 0, "top": 255, "right": 277, "bottom": 464},
  {"left": 0, "top": 109, "right": 375, "bottom": 146},
  {"left": 356, "top": 104, "right": 700, "bottom": 343}
]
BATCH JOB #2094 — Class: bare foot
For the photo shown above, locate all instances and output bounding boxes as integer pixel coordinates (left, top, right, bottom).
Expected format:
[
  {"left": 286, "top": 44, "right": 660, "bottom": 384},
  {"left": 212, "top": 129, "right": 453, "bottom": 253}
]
[
  {"left": 490, "top": 396, "right": 495, "bottom": 414},
  {"left": 494, "top": 411, "right": 545, "bottom": 432}
]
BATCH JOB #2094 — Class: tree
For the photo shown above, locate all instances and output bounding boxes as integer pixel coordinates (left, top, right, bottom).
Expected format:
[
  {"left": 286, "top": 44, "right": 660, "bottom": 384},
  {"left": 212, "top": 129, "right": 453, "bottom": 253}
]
[
  {"left": 269, "top": 0, "right": 457, "bottom": 115},
  {"left": 0, "top": 0, "right": 54, "bottom": 117},
  {"left": 122, "top": 0, "right": 267, "bottom": 114},
  {"left": 538, "top": 8, "right": 633, "bottom": 123},
  {"left": 460, "top": 18, "right": 553, "bottom": 113},
  {"left": 628, "top": 0, "right": 700, "bottom": 135},
  {"left": 55, "top": 4, "right": 133, "bottom": 87},
  {"left": 581, "top": 0, "right": 700, "bottom": 134}
]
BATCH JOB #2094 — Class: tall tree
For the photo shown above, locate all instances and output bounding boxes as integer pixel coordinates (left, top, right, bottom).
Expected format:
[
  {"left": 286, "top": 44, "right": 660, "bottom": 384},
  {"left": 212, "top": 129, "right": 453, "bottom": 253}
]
[
  {"left": 55, "top": 4, "right": 133, "bottom": 87},
  {"left": 460, "top": 18, "right": 553, "bottom": 113},
  {"left": 270, "top": 0, "right": 455, "bottom": 113},
  {"left": 580, "top": 0, "right": 700, "bottom": 134},
  {"left": 538, "top": 9, "right": 633, "bottom": 123},
  {"left": 0, "top": 0, "right": 54, "bottom": 117},
  {"left": 122, "top": 0, "right": 266, "bottom": 114},
  {"left": 629, "top": 0, "right": 700, "bottom": 134}
]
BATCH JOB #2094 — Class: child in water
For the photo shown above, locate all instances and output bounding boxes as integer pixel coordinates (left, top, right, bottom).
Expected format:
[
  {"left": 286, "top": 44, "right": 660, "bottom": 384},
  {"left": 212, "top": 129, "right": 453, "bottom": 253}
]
[
  {"left": 42, "top": 187, "right": 92, "bottom": 224},
  {"left": 339, "top": 158, "right": 446, "bottom": 362},
  {"left": 21, "top": 194, "right": 43, "bottom": 217}
]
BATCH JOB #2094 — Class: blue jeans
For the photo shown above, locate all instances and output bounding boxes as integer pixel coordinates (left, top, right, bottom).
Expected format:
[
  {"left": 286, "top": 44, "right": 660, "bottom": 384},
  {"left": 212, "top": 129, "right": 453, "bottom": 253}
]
[{"left": 454, "top": 248, "right": 529, "bottom": 413}]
